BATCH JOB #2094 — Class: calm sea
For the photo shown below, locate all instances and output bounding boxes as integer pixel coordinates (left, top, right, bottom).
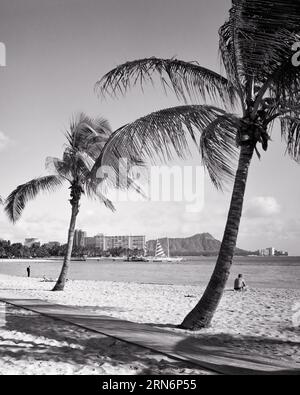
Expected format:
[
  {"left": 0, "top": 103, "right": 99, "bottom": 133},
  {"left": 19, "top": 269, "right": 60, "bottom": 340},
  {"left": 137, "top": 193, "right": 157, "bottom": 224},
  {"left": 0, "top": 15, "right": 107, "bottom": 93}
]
[{"left": 0, "top": 256, "right": 299, "bottom": 290}]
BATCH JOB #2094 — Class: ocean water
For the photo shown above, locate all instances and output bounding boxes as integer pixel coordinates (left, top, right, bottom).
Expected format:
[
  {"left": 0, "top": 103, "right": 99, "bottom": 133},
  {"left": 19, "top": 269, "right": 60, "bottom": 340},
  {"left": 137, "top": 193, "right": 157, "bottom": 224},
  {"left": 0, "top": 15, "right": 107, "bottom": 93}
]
[{"left": 0, "top": 256, "right": 299, "bottom": 290}]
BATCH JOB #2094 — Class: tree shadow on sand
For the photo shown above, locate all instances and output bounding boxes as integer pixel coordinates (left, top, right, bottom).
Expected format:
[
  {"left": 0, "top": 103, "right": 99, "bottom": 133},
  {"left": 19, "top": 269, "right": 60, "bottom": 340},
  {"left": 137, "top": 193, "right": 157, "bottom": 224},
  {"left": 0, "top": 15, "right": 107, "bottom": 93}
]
[
  {"left": 171, "top": 334, "right": 300, "bottom": 375},
  {"left": 2, "top": 302, "right": 299, "bottom": 375},
  {"left": 142, "top": 321, "right": 300, "bottom": 375},
  {"left": 0, "top": 303, "right": 207, "bottom": 375}
]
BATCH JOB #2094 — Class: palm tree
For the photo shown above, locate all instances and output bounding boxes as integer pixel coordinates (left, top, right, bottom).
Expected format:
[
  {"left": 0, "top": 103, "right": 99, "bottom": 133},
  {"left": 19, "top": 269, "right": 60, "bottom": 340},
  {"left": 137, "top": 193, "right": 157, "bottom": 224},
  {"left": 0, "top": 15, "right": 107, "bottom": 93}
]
[
  {"left": 5, "top": 113, "right": 120, "bottom": 291},
  {"left": 92, "top": 0, "right": 300, "bottom": 329}
]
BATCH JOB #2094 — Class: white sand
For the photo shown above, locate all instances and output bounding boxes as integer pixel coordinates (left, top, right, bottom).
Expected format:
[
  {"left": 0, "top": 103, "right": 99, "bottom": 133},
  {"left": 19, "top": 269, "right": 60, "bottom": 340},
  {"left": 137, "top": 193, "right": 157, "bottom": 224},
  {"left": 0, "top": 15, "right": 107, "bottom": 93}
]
[{"left": 0, "top": 273, "right": 299, "bottom": 374}]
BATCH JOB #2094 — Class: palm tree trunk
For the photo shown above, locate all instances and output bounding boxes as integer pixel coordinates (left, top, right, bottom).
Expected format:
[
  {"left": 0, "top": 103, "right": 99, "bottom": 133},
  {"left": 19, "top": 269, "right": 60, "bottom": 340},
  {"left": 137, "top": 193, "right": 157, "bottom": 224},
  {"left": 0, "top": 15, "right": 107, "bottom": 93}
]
[
  {"left": 180, "top": 144, "right": 254, "bottom": 330},
  {"left": 52, "top": 185, "right": 81, "bottom": 291}
]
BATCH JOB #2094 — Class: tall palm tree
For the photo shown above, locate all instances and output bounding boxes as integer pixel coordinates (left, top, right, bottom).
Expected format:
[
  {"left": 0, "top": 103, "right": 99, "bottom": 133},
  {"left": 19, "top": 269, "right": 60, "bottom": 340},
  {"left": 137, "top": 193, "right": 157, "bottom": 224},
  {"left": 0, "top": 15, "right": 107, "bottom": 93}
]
[
  {"left": 92, "top": 0, "right": 300, "bottom": 329},
  {"left": 5, "top": 113, "right": 121, "bottom": 291}
]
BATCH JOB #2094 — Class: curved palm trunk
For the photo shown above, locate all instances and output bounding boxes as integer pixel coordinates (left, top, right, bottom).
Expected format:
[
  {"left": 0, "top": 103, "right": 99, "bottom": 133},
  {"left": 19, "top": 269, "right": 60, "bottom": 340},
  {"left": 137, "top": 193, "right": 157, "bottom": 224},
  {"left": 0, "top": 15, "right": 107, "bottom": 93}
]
[
  {"left": 180, "top": 144, "right": 254, "bottom": 330},
  {"left": 52, "top": 185, "right": 81, "bottom": 291}
]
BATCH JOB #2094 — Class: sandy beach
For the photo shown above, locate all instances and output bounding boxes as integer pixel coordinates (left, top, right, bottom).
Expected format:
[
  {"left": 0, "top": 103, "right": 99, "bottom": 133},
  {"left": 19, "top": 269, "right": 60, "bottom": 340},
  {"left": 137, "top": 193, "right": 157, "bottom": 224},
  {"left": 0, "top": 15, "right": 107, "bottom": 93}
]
[
  {"left": 0, "top": 273, "right": 299, "bottom": 374},
  {"left": 0, "top": 302, "right": 210, "bottom": 375}
]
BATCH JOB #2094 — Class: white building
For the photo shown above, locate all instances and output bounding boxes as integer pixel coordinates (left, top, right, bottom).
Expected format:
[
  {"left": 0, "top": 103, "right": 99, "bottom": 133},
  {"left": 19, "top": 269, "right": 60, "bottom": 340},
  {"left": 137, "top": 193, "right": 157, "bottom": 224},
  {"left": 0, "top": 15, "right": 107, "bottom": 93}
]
[
  {"left": 83, "top": 234, "right": 145, "bottom": 251},
  {"left": 259, "top": 247, "right": 275, "bottom": 256}
]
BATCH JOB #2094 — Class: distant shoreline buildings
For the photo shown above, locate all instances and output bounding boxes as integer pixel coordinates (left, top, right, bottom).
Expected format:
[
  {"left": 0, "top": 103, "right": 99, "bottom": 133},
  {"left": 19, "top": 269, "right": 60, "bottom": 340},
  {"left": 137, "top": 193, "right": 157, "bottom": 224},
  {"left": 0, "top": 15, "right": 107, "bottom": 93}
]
[
  {"left": 0, "top": 234, "right": 290, "bottom": 258},
  {"left": 19, "top": 236, "right": 290, "bottom": 257},
  {"left": 258, "top": 247, "right": 288, "bottom": 257},
  {"left": 74, "top": 229, "right": 146, "bottom": 252}
]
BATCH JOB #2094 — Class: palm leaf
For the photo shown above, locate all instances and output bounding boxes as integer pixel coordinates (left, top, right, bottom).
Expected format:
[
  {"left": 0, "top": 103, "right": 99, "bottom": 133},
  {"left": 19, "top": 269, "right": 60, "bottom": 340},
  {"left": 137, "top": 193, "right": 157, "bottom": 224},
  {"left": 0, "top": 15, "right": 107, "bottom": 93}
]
[
  {"left": 49, "top": 113, "right": 115, "bottom": 186},
  {"left": 263, "top": 60, "right": 300, "bottom": 108},
  {"left": 46, "top": 151, "right": 95, "bottom": 184},
  {"left": 281, "top": 115, "right": 300, "bottom": 162},
  {"left": 200, "top": 114, "right": 240, "bottom": 187},
  {"left": 67, "top": 113, "right": 112, "bottom": 160},
  {"left": 5, "top": 175, "right": 64, "bottom": 223},
  {"left": 95, "top": 57, "right": 237, "bottom": 107},
  {"left": 95, "top": 192, "right": 115, "bottom": 212},
  {"left": 222, "top": 0, "right": 300, "bottom": 83},
  {"left": 84, "top": 182, "right": 116, "bottom": 212},
  {"left": 219, "top": 16, "right": 246, "bottom": 103},
  {"left": 92, "top": 105, "right": 239, "bottom": 190},
  {"left": 46, "top": 156, "right": 73, "bottom": 181}
]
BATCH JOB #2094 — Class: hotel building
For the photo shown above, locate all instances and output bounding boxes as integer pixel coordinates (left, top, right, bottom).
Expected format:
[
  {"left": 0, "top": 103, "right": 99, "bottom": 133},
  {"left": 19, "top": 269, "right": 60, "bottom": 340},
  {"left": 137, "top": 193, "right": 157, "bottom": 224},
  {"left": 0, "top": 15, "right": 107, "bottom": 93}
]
[{"left": 80, "top": 232, "right": 145, "bottom": 251}]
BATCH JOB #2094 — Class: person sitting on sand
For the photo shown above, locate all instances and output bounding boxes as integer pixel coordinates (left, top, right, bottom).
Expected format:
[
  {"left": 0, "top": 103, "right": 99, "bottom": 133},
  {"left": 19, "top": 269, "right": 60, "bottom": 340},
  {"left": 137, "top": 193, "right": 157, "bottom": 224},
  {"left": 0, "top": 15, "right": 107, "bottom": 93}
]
[
  {"left": 234, "top": 274, "right": 246, "bottom": 291},
  {"left": 42, "top": 275, "right": 54, "bottom": 283}
]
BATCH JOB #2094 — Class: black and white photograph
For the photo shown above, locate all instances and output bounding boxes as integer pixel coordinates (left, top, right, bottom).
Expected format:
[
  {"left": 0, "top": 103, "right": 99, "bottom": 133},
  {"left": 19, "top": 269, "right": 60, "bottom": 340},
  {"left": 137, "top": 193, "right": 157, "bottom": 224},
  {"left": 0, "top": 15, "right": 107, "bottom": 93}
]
[{"left": 0, "top": 0, "right": 300, "bottom": 378}]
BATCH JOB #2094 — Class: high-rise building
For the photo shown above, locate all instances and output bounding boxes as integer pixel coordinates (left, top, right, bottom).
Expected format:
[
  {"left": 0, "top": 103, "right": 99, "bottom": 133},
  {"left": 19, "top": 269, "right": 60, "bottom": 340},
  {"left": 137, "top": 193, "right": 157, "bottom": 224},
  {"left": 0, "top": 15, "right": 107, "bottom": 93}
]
[
  {"left": 105, "top": 235, "right": 130, "bottom": 250},
  {"left": 74, "top": 229, "right": 87, "bottom": 248},
  {"left": 95, "top": 234, "right": 105, "bottom": 249},
  {"left": 85, "top": 237, "right": 96, "bottom": 248},
  {"left": 83, "top": 234, "right": 104, "bottom": 250},
  {"left": 259, "top": 247, "right": 276, "bottom": 256},
  {"left": 103, "top": 235, "right": 145, "bottom": 251},
  {"left": 267, "top": 247, "right": 275, "bottom": 256},
  {"left": 129, "top": 235, "right": 146, "bottom": 250},
  {"left": 81, "top": 233, "right": 146, "bottom": 251}
]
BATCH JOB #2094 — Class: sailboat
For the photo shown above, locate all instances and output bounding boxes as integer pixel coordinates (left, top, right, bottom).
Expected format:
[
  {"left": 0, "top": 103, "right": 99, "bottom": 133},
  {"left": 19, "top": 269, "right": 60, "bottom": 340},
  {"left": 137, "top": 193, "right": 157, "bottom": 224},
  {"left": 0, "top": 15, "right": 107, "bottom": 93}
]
[{"left": 152, "top": 239, "right": 183, "bottom": 262}]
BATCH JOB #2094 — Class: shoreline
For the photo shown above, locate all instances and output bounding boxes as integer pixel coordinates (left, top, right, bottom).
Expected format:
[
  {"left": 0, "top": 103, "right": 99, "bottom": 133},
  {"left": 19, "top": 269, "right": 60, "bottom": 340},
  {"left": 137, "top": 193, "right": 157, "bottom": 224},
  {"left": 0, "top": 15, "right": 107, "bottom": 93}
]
[
  {"left": 1, "top": 258, "right": 299, "bottom": 290},
  {"left": 1, "top": 255, "right": 299, "bottom": 262}
]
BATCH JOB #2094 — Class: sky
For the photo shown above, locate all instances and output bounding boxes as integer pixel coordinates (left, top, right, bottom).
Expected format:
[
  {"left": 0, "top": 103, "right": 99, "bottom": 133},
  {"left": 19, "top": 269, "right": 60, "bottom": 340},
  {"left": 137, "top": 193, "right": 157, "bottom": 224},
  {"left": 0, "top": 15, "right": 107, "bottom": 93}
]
[{"left": 0, "top": 0, "right": 300, "bottom": 254}]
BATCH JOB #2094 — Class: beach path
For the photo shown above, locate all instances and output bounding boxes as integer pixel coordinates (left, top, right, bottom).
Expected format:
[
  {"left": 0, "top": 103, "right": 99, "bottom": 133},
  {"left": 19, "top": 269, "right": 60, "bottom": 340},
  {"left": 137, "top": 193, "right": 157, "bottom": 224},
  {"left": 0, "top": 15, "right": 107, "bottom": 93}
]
[{"left": 0, "top": 294, "right": 299, "bottom": 375}]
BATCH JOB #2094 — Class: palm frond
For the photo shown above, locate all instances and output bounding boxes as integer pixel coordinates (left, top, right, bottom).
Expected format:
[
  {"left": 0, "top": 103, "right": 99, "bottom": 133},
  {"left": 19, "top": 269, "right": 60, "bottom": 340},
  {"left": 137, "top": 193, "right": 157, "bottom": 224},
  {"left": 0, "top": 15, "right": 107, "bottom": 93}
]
[
  {"left": 67, "top": 113, "right": 112, "bottom": 160},
  {"left": 87, "top": 151, "right": 146, "bottom": 204},
  {"left": 95, "top": 57, "right": 237, "bottom": 107},
  {"left": 200, "top": 114, "right": 240, "bottom": 188},
  {"left": 221, "top": 0, "right": 300, "bottom": 85},
  {"left": 84, "top": 182, "right": 116, "bottom": 212},
  {"left": 96, "top": 193, "right": 115, "bottom": 212},
  {"left": 5, "top": 175, "right": 64, "bottom": 223},
  {"left": 75, "top": 151, "right": 95, "bottom": 172},
  {"left": 262, "top": 60, "right": 300, "bottom": 108},
  {"left": 219, "top": 18, "right": 246, "bottom": 107},
  {"left": 46, "top": 151, "right": 95, "bottom": 184},
  {"left": 92, "top": 105, "right": 239, "bottom": 191},
  {"left": 46, "top": 157, "right": 72, "bottom": 181},
  {"left": 50, "top": 113, "right": 115, "bottom": 187},
  {"left": 280, "top": 114, "right": 300, "bottom": 162}
]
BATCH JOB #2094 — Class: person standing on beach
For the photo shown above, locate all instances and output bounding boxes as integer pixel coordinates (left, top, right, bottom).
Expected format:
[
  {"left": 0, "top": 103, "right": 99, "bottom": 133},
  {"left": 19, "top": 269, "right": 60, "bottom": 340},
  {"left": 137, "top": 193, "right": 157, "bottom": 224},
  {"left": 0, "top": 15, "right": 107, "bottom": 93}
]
[{"left": 26, "top": 265, "right": 31, "bottom": 278}]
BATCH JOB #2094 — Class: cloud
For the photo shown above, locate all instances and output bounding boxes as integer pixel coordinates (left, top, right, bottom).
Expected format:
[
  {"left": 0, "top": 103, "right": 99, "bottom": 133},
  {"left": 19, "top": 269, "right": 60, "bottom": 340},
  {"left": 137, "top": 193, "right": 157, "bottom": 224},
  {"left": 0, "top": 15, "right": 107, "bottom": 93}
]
[
  {"left": 245, "top": 196, "right": 281, "bottom": 218},
  {"left": 0, "top": 131, "right": 10, "bottom": 151}
]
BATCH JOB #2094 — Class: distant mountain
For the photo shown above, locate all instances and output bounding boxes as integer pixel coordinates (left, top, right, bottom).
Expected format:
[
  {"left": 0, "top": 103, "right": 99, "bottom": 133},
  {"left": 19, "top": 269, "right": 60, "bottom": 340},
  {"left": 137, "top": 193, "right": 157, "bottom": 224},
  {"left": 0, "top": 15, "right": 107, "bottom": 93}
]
[{"left": 146, "top": 233, "right": 250, "bottom": 256}]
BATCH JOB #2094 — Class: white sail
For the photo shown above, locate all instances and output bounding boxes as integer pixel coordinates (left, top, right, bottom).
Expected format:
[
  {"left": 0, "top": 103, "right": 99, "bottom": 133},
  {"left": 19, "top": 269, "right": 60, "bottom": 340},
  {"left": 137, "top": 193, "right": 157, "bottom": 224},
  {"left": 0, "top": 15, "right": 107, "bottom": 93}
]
[
  {"left": 152, "top": 238, "right": 183, "bottom": 262},
  {"left": 143, "top": 242, "right": 148, "bottom": 257},
  {"left": 155, "top": 240, "right": 167, "bottom": 258}
]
